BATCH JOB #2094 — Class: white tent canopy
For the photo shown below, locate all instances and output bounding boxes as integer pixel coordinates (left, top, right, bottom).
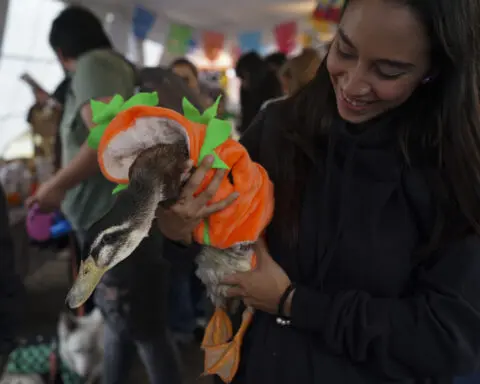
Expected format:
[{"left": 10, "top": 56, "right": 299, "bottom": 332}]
[
  {"left": 0, "top": 0, "right": 65, "bottom": 157},
  {"left": 0, "top": 0, "right": 317, "bottom": 158}
]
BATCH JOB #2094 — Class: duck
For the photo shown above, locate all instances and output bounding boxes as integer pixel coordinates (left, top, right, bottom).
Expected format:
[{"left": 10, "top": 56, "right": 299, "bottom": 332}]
[{"left": 66, "top": 94, "right": 274, "bottom": 383}]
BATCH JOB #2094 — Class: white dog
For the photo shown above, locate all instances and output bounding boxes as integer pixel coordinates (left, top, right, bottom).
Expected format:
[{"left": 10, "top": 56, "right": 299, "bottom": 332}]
[{"left": 0, "top": 308, "right": 104, "bottom": 384}]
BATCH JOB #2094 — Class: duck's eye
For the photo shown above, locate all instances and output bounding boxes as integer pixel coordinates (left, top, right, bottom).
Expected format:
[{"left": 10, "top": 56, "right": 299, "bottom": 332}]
[{"left": 101, "top": 233, "right": 116, "bottom": 245}]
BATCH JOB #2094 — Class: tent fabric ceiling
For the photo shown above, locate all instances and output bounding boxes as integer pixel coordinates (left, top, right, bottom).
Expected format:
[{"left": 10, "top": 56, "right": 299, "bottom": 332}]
[
  {"left": 0, "top": 0, "right": 316, "bottom": 157},
  {"left": 0, "top": 0, "right": 65, "bottom": 157},
  {"left": 90, "top": 0, "right": 315, "bottom": 32},
  {"left": 0, "top": 0, "right": 164, "bottom": 156}
]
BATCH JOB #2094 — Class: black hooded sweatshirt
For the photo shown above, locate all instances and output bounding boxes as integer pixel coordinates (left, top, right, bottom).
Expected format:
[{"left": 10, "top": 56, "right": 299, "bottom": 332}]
[{"left": 164, "top": 101, "right": 480, "bottom": 383}]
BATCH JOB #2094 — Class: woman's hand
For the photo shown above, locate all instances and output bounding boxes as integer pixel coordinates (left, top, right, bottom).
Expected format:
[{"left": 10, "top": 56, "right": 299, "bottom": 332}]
[
  {"left": 222, "top": 238, "right": 293, "bottom": 315},
  {"left": 156, "top": 155, "right": 239, "bottom": 244}
]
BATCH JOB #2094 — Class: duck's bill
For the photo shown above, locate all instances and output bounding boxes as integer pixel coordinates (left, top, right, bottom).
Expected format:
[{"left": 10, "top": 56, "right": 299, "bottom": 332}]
[{"left": 66, "top": 256, "right": 108, "bottom": 309}]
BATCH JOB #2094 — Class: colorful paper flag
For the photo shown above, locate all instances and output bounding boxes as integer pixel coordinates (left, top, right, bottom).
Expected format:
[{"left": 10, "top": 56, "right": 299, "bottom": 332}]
[
  {"left": 231, "top": 45, "right": 242, "bottom": 62},
  {"left": 132, "top": 5, "right": 156, "bottom": 40},
  {"left": 188, "top": 39, "right": 197, "bottom": 49},
  {"left": 312, "top": 0, "right": 343, "bottom": 23},
  {"left": 166, "top": 23, "right": 193, "bottom": 55},
  {"left": 187, "top": 38, "right": 198, "bottom": 54},
  {"left": 300, "top": 33, "right": 313, "bottom": 48},
  {"left": 310, "top": 18, "right": 332, "bottom": 34},
  {"left": 274, "top": 21, "right": 298, "bottom": 54},
  {"left": 238, "top": 31, "right": 262, "bottom": 53},
  {"left": 202, "top": 31, "right": 225, "bottom": 61}
]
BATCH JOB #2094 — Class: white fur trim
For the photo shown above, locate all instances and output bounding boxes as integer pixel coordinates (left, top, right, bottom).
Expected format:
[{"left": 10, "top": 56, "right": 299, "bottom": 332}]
[{"left": 101, "top": 117, "right": 189, "bottom": 181}]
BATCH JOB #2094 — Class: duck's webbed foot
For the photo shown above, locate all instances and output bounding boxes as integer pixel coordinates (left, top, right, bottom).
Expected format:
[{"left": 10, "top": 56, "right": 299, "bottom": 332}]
[
  {"left": 202, "top": 307, "right": 254, "bottom": 383},
  {"left": 202, "top": 307, "right": 233, "bottom": 348}
]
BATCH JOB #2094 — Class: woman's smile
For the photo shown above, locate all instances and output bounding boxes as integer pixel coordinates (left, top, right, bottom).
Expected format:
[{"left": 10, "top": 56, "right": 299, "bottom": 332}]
[{"left": 337, "top": 88, "right": 377, "bottom": 114}]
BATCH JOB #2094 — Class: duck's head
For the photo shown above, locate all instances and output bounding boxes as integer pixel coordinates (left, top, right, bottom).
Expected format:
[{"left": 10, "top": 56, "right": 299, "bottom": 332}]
[
  {"left": 65, "top": 218, "right": 145, "bottom": 309},
  {"left": 66, "top": 141, "right": 190, "bottom": 309}
]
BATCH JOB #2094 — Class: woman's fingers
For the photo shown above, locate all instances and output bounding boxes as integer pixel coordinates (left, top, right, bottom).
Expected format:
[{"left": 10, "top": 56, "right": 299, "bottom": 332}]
[
  {"left": 179, "top": 155, "right": 214, "bottom": 199},
  {"left": 194, "top": 168, "right": 227, "bottom": 208},
  {"left": 225, "top": 286, "right": 245, "bottom": 298},
  {"left": 222, "top": 273, "right": 242, "bottom": 285},
  {"left": 222, "top": 272, "right": 250, "bottom": 298},
  {"left": 171, "top": 155, "right": 238, "bottom": 219},
  {"left": 202, "top": 192, "right": 239, "bottom": 216},
  {"left": 253, "top": 238, "right": 272, "bottom": 267},
  {"left": 181, "top": 159, "right": 194, "bottom": 181}
]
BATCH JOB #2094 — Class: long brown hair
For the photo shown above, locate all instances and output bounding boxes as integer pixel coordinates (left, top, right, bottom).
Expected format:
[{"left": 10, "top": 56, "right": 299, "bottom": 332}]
[{"left": 267, "top": 0, "right": 480, "bottom": 253}]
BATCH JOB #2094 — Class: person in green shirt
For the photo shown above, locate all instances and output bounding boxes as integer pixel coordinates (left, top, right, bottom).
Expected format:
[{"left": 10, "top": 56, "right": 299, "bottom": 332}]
[{"left": 27, "top": 6, "right": 181, "bottom": 384}]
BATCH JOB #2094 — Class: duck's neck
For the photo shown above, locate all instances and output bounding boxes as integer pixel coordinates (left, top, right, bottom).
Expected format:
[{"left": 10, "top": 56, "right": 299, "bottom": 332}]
[{"left": 120, "top": 180, "right": 165, "bottom": 234}]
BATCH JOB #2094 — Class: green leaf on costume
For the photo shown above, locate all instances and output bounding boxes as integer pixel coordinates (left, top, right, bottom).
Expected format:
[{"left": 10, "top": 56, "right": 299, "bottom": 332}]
[
  {"left": 182, "top": 97, "right": 203, "bottom": 122},
  {"left": 112, "top": 184, "right": 128, "bottom": 195},
  {"left": 87, "top": 123, "right": 108, "bottom": 150},
  {"left": 182, "top": 95, "right": 231, "bottom": 169},
  {"left": 198, "top": 118, "right": 231, "bottom": 169},
  {"left": 122, "top": 92, "right": 159, "bottom": 110}
]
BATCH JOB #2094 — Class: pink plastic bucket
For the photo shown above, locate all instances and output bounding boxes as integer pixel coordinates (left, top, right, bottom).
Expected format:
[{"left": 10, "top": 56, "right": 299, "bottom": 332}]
[{"left": 26, "top": 204, "right": 54, "bottom": 242}]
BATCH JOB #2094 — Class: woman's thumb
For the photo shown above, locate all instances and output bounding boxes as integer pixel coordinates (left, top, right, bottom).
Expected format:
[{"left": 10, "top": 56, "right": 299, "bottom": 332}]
[{"left": 253, "top": 237, "right": 272, "bottom": 267}]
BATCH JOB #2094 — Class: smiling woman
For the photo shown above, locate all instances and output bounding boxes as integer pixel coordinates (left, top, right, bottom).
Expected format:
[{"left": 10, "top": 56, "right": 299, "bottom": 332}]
[
  {"left": 156, "top": 0, "right": 480, "bottom": 383},
  {"left": 327, "top": 1, "right": 430, "bottom": 123}
]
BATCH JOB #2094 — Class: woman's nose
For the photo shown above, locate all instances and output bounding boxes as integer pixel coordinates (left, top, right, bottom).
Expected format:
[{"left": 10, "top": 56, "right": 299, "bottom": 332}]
[{"left": 342, "top": 66, "right": 371, "bottom": 97}]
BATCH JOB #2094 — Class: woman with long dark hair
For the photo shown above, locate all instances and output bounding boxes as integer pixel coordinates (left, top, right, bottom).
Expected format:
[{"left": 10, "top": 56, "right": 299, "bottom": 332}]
[{"left": 157, "top": 0, "right": 480, "bottom": 382}]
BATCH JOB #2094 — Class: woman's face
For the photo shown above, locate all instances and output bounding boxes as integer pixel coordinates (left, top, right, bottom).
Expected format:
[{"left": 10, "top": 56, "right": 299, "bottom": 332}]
[
  {"left": 172, "top": 64, "right": 199, "bottom": 91},
  {"left": 327, "top": 0, "right": 431, "bottom": 124}
]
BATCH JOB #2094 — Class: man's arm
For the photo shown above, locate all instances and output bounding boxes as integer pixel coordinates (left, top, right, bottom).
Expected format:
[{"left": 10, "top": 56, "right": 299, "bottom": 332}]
[{"left": 27, "top": 53, "right": 135, "bottom": 210}]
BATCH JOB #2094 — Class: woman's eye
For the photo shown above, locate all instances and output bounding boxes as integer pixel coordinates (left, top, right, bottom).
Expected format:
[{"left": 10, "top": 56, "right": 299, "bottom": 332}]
[
  {"left": 336, "top": 44, "right": 356, "bottom": 59},
  {"left": 375, "top": 67, "right": 405, "bottom": 80}
]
